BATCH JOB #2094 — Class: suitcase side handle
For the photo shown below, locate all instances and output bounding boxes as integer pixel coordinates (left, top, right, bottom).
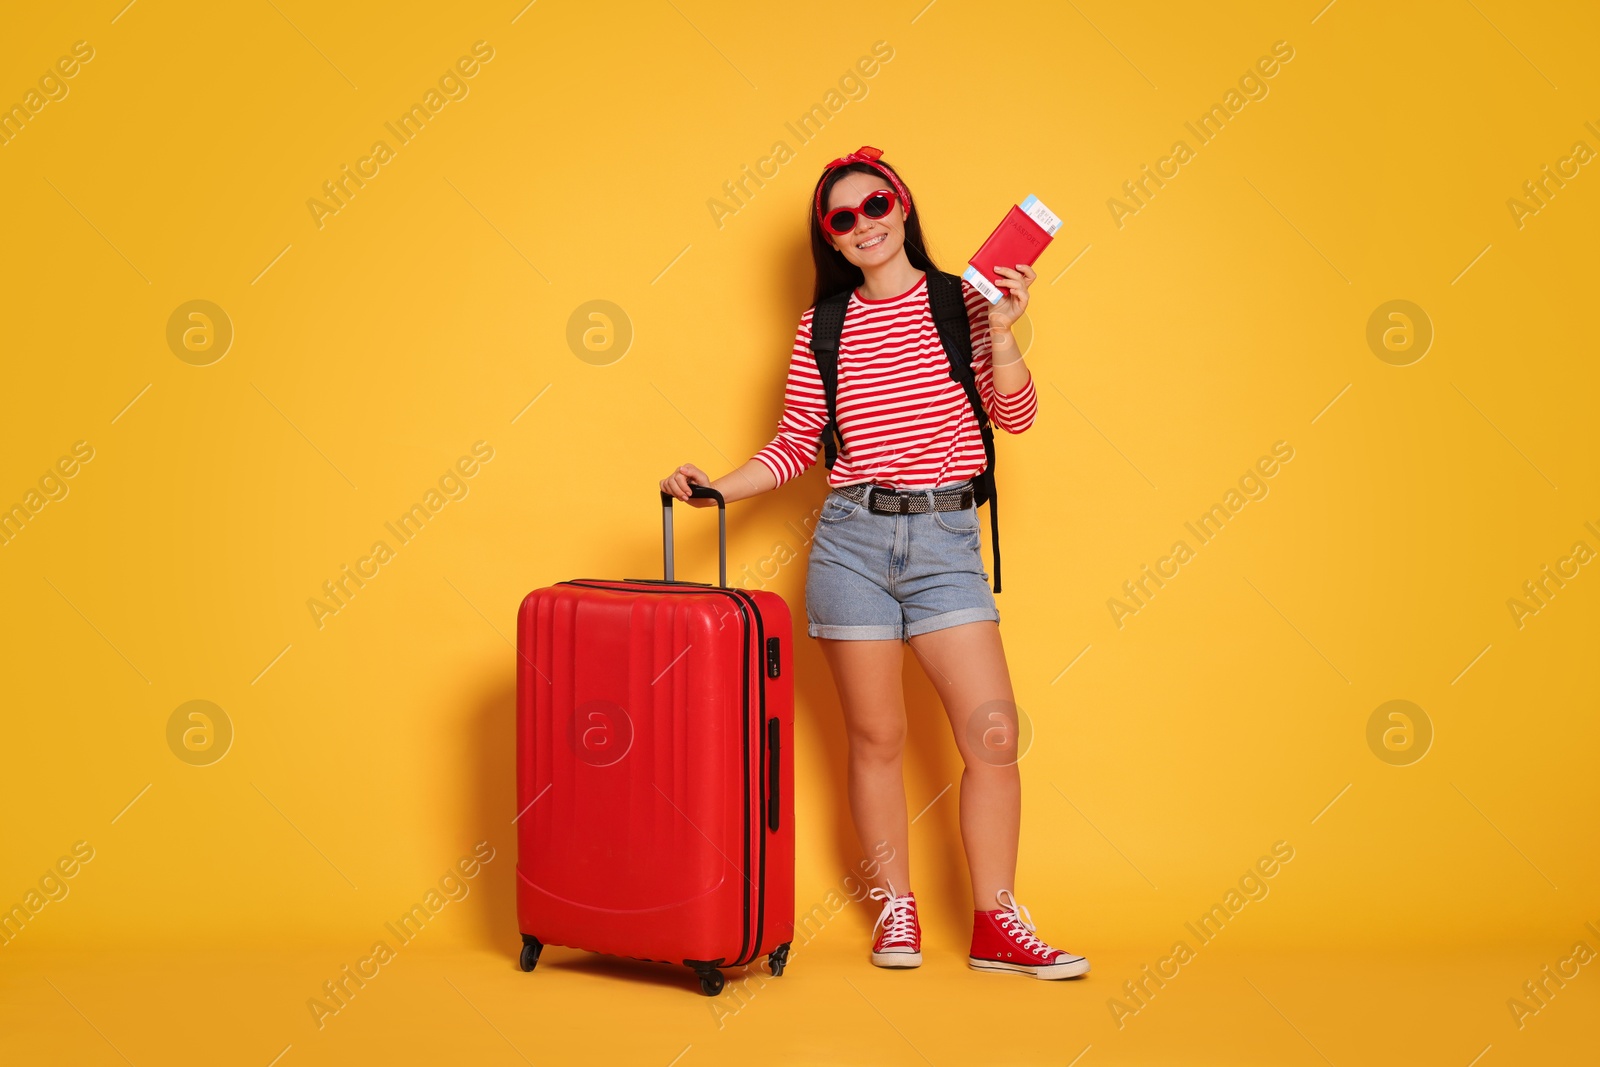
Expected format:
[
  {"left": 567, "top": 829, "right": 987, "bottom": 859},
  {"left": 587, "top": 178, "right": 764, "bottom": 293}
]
[
  {"left": 660, "top": 486, "right": 727, "bottom": 588},
  {"left": 767, "top": 717, "right": 781, "bottom": 831}
]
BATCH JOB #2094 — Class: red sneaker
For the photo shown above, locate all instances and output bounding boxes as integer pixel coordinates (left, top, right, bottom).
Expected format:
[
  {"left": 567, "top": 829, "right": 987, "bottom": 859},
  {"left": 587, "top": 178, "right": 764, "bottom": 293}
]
[
  {"left": 868, "top": 885, "right": 922, "bottom": 968},
  {"left": 969, "top": 889, "right": 1090, "bottom": 979}
]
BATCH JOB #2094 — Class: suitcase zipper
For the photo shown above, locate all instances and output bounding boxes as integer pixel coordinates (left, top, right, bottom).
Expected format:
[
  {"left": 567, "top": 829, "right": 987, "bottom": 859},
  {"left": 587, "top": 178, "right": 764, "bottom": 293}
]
[
  {"left": 725, "top": 585, "right": 770, "bottom": 968},
  {"left": 563, "top": 580, "right": 771, "bottom": 968}
]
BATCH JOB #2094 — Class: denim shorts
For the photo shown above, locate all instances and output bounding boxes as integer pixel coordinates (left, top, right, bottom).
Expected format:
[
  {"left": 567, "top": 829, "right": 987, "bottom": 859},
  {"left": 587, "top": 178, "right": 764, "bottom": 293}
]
[{"left": 805, "top": 478, "right": 1000, "bottom": 642}]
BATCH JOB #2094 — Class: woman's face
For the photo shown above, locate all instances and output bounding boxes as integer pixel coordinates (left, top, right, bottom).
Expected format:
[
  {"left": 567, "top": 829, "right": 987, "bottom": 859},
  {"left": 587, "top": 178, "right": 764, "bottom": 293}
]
[{"left": 823, "top": 171, "right": 907, "bottom": 268}]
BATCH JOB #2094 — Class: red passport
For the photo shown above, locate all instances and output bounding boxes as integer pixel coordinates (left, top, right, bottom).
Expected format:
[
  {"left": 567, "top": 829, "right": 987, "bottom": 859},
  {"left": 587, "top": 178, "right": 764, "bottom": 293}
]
[{"left": 964, "top": 194, "right": 1062, "bottom": 304}]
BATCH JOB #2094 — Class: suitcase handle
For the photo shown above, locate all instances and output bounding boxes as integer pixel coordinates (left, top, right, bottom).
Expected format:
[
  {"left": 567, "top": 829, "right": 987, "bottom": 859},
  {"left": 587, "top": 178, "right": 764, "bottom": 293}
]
[
  {"left": 659, "top": 486, "right": 727, "bottom": 588},
  {"left": 767, "top": 718, "right": 781, "bottom": 831}
]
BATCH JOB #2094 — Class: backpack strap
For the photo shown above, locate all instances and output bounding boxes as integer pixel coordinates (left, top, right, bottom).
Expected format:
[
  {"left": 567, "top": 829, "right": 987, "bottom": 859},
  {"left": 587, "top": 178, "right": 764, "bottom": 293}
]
[
  {"left": 926, "top": 270, "right": 1002, "bottom": 593},
  {"left": 809, "top": 290, "right": 851, "bottom": 471}
]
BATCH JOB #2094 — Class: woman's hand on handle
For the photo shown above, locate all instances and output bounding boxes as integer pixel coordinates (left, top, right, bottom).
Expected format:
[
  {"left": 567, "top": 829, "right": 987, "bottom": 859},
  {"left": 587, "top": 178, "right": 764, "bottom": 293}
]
[
  {"left": 660, "top": 463, "right": 716, "bottom": 508},
  {"left": 659, "top": 458, "right": 778, "bottom": 507}
]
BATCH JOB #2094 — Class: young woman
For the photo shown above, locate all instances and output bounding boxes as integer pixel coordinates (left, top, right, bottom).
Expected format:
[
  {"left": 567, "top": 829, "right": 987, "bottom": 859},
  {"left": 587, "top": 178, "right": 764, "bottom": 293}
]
[{"left": 658, "top": 146, "right": 1088, "bottom": 980}]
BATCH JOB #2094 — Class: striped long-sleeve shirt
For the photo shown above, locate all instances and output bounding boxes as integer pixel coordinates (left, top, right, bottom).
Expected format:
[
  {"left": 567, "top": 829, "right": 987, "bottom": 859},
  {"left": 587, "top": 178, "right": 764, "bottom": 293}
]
[{"left": 753, "top": 273, "right": 1037, "bottom": 490}]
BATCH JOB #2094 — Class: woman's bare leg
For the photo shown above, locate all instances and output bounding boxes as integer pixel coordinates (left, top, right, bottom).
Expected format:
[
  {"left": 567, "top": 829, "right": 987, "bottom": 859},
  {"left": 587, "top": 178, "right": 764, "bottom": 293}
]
[
  {"left": 906, "top": 620, "right": 1020, "bottom": 908},
  {"left": 818, "top": 636, "right": 912, "bottom": 891}
]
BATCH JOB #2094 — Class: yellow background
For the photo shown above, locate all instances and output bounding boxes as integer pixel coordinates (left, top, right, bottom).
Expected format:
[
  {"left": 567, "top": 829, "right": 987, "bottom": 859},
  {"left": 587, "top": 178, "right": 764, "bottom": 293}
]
[{"left": 2, "top": 1, "right": 1596, "bottom": 1064}]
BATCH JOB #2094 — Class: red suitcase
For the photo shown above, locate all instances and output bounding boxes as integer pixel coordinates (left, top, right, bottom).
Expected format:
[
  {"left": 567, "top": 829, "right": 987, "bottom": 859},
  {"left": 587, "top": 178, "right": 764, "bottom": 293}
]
[{"left": 515, "top": 485, "right": 796, "bottom": 996}]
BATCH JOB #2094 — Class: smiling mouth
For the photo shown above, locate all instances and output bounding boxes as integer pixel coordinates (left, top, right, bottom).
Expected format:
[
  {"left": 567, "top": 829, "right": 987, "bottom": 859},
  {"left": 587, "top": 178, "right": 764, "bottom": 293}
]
[{"left": 855, "top": 233, "right": 887, "bottom": 250}]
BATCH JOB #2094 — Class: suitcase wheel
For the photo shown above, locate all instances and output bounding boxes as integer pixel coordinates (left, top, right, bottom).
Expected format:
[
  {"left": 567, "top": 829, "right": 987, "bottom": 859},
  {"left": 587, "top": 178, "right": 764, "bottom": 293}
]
[
  {"left": 686, "top": 960, "right": 726, "bottom": 996},
  {"left": 767, "top": 942, "right": 791, "bottom": 977},
  {"left": 519, "top": 934, "right": 543, "bottom": 973}
]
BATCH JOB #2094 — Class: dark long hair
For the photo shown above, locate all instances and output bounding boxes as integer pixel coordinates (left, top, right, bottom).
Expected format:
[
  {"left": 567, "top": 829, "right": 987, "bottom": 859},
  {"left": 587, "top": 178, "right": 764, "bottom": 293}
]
[{"left": 808, "top": 157, "right": 940, "bottom": 308}]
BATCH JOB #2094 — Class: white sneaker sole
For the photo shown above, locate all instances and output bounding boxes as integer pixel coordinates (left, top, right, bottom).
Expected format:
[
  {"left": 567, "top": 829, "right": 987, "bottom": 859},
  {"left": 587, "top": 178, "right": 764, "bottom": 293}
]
[
  {"left": 969, "top": 955, "right": 1090, "bottom": 980},
  {"left": 871, "top": 950, "right": 923, "bottom": 968}
]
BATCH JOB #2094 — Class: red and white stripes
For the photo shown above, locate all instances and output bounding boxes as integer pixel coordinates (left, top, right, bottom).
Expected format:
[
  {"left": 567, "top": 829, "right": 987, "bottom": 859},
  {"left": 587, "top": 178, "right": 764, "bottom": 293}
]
[{"left": 753, "top": 274, "right": 1037, "bottom": 490}]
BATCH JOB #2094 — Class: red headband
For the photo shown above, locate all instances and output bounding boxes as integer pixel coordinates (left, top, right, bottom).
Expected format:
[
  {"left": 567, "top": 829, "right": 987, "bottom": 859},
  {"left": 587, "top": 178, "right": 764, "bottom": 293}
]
[{"left": 814, "top": 145, "right": 913, "bottom": 227}]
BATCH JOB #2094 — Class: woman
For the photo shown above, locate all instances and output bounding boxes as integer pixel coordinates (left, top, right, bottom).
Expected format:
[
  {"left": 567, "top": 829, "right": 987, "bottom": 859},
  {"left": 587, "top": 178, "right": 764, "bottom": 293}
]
[{"left": 658, "top": 146, "right": 1087, "bottom": 980}]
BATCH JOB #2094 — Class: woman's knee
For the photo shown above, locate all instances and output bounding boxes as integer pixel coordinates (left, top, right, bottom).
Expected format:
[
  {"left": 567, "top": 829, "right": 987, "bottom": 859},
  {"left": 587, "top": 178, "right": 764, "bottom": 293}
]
[
  {"left": 847, "top": 717, "right": 907, "bottom": 762},
  {"left": 959, "top": 747, "right": 1023, "bottom": 779}
]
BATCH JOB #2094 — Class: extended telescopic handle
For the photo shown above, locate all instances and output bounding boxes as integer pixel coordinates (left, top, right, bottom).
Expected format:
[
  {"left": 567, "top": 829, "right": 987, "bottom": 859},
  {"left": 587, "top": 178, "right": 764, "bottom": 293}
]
[{"left": 659, "top": 485, "right": 727, "bottom": 588}]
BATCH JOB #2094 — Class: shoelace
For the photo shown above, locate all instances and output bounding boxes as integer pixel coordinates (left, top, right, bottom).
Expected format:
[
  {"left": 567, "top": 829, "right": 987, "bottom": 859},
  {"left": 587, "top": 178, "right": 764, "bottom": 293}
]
[
  {"left": 869, "top": 884, "right": 917, "bottom": 945},
  {"left": 995, "top": 888, "right": 1052, "bottom": 956}
]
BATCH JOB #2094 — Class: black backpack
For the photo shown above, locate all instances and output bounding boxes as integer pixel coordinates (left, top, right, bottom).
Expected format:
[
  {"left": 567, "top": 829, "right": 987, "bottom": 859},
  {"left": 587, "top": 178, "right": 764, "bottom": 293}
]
[{"left": 808, "top": 269, "right": 1004, "bottom": 593}]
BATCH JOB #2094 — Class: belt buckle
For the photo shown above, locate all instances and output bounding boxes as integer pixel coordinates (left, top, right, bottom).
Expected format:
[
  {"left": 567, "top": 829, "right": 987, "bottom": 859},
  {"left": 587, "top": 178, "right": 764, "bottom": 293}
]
[{"left": 868, "top": 486, "right": 906, "bottom": 514}]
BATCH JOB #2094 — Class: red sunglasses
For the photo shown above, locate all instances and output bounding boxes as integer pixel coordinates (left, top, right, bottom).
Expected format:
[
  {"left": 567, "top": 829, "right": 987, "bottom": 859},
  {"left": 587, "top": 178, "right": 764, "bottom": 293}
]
[
  {"left": 814, "top": 145, "right": 915, "bottom": 233},
  {"left": 820, "top": 188, "right": 900, "bottom": 236}
]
